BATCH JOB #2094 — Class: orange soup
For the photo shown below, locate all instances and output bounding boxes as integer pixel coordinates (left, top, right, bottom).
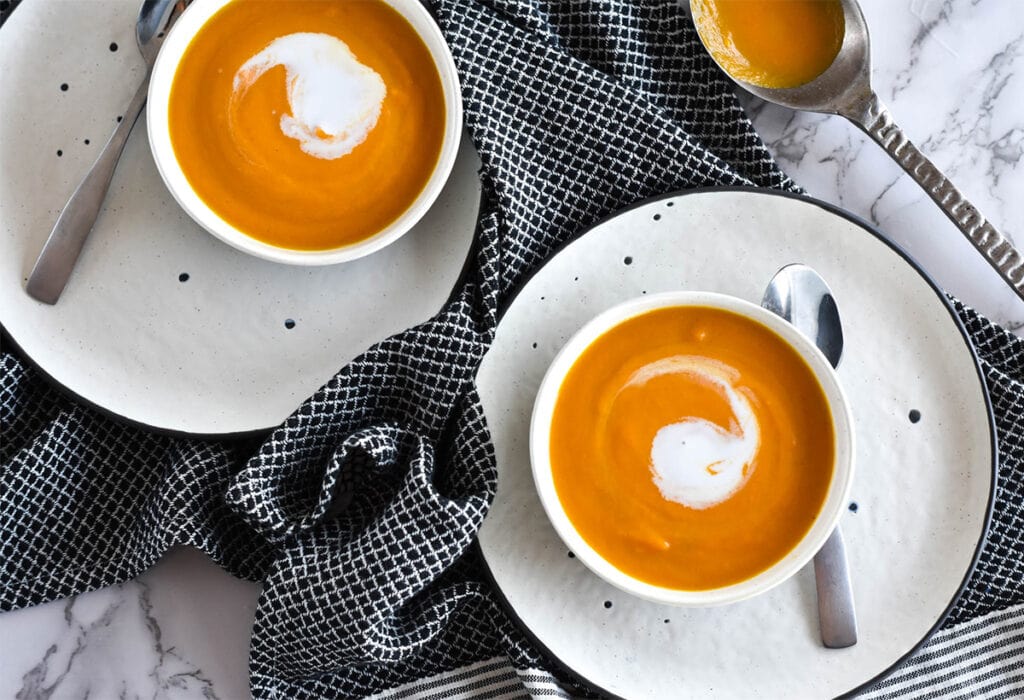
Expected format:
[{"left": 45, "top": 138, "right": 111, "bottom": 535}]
[
  {"left": 693, "top": 0, "right": 845, "bottom": 88},
  {"left": 168, "top": 0, "right": 446, "bottom": 250},
  {"left": 549, "top": 306, "right": 835, "bottom": 590}
]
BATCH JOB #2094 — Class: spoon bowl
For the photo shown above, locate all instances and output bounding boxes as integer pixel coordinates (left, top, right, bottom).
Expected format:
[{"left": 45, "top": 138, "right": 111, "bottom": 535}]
[
  {"left": 690, "top": 0, "right": 1024, "bottom": 302},
  {"left": 762, "top": 263, "right": 844, "bottom": 368},
  {"left": 137, "top": 0, "right": 183, "bottom": 63},
  {"left": 691, "top": 0, "right": 870, "bottom": 116}
]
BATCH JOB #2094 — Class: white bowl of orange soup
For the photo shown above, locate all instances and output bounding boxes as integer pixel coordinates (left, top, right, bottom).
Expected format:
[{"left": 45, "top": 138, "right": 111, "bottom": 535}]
[
  {"left": 530, "top": 291, "right": 855, "bottom": 607},
  {"left": 148, "top": 0, "right": 462, "bottom": 265}
]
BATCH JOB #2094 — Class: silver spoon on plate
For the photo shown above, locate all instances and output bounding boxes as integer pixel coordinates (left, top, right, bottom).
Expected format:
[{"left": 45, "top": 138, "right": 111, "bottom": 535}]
[
  {"left": 763, "top": 263, "right": 857, "bottom": 649},
  {"left": 25, "top": 0, "right": 188, "bottom": 305},
  {"left": 691, "top": 0, "right": 1024, "bottom": 303}
]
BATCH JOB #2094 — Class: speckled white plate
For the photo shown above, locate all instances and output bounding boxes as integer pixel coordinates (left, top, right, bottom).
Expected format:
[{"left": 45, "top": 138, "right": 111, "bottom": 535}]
[
  {"left": 475, "top": 189, "right": 995, "bottom": 698},
  {"left": 0, "top": 0, "right": 479, "bottom": 435}
]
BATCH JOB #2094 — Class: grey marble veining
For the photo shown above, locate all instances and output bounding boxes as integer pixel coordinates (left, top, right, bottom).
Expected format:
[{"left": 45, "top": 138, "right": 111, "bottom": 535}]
[
  {"left": 12, "top": 584, "right": 221, "bottom": 700},
  {"left": 0, "top": 1, "right": 1021, "bottom": 699},
  {"left": 0, "top": 548, "right": 258, "bottom": 700}
]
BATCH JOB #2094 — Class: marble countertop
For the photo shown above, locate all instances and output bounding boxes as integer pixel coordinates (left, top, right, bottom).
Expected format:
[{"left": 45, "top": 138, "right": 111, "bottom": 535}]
[
  {"left": 746, "top": 0, "right": 1024, "bottom": 332},
  {"left": 1, "top": 0, "right": 1021, "bottom": 698}
]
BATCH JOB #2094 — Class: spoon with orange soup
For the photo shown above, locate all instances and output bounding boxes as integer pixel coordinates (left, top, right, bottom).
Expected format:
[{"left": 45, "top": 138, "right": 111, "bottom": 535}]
[{"left": 690, "top": 0, "right": 1024, "bottom": 303}]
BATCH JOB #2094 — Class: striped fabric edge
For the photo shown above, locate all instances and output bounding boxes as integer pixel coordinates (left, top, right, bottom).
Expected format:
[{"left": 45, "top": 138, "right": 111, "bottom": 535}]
[
  {"left": 370, "top": 605, "right": 1024, "bottom": 699},
  {"left": 858, "top": 603, "right": 1024, "bottom": 699},
  {"left": 367, "top": 658, "right": 575, "bottom": 700}
]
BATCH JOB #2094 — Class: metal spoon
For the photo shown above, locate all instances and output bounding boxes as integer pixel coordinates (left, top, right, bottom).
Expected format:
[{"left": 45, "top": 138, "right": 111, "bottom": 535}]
[
  {"left": 763, "top": 263, "right": 857, "bottom": 649},
  {"left": 25, "top": 0, "right": 187, "bottom": 305},
  {"left": 691, "top": 0, "right": 1024, "bottom": 303}
]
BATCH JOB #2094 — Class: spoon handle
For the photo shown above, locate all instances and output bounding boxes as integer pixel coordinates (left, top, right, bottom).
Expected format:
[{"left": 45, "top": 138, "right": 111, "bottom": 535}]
[
  {"left": 25, "top": 74, "right": 151, "bottom": 305},
  {"left": 814, "top": 527, "right": 858, "bottom": 648},
  {"left": 844, "top": 92, "right": 1024, "bottom": 303}
]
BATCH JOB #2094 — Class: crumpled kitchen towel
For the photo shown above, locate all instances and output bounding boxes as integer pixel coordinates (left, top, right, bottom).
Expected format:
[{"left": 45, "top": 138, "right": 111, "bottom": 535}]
[{"left": 1, "top": 0, "right": 1022, "bottom": 698}]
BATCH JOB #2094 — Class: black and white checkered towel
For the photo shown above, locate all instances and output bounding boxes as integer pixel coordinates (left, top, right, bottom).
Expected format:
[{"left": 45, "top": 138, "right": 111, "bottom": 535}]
[{"left": 2, "top": 0, "right": 1022, "bottom": 697}]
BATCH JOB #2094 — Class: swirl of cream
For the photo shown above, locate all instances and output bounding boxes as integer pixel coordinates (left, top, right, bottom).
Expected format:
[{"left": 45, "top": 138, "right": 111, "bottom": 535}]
[
  {"left": 621, "top": 355, "right": 761, "bottom": 510},
  {"left": 232, "top": 33, "right": 386, "bottom": 160}
]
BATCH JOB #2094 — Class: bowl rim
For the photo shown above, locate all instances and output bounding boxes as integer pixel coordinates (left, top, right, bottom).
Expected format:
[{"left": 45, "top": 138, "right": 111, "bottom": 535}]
[
  {"left": 529, "top": 290, "right": 856, "bottom": 607},
  {"left": 146, "top": 0, "right": 463, "bottom": 266}
]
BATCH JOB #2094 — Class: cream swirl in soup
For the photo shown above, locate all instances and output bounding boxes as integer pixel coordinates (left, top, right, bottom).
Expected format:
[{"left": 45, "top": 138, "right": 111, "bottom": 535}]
[
  {"left": 232, "top": 33, "right": 387, "bottom": 160},
  {"left": 621, "top": 356, "right": 761, "bottom": 510}
]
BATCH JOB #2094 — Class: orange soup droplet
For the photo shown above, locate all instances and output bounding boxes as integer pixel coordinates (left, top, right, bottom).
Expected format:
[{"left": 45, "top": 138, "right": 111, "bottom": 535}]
[
  {"left": 169, "top": 0, "right": 446, "bottom": 251},
  {"left": 694, "top": 0, "right": 845, "bottom": 88},
  {"left": 549, "top": 307, "right": 835, "bottom": 590}
]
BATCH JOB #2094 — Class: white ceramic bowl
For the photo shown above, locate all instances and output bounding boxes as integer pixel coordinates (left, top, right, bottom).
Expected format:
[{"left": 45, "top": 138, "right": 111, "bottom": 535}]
[
  {"left": 147, "top": 0, "right": 463, "bottom": 265},
  {"left": 530, "top": 291, "right": 855, "bottom": 607}
]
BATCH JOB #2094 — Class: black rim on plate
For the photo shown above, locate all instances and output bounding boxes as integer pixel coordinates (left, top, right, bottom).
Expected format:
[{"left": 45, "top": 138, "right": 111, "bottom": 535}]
[
  {"left": 476, "top": 185, "right": 999, "bottom": 700},
  {"left": 0, "top": 177, "right": 484, "bottom": 443}
]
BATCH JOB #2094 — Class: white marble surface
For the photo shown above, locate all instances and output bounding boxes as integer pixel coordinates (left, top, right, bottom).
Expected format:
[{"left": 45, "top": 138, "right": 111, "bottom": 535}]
[
  {"left": 0, "top": 547, "right": 258, "bottom": 700},
  {"left": 1, "top": 0, "right": 1022, "bottom": 698},
  {"left": 746, "top": 0, "right": 1024, "bottom": 331}
]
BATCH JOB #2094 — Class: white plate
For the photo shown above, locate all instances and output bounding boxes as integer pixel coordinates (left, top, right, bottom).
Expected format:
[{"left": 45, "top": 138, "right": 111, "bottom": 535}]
[
  {"left": 0, "top": 0, "right": 479, "bottom": 436},
  {"left": 476, "top": 189, "right": 995, "bottom": 698}
]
